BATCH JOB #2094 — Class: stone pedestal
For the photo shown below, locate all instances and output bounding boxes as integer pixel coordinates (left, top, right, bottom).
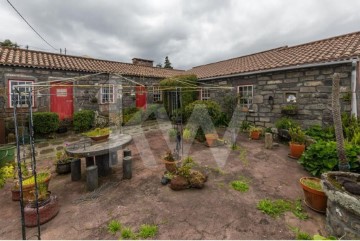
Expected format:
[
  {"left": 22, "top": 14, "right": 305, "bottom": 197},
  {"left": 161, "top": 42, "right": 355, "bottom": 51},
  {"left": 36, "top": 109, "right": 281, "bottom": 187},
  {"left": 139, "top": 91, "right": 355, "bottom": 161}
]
[
  {"left": 86, "top": 166, "right": 98, "bottom": 191},
  {"left": 264, "top": 133, "right": 273, "bottom": 149},
  {"left": 71, "top": 159, "right": 81, "bottom": 181},
  {"left": 322, "top": 172, "right": 360, "bottom": 239},
  {"left": 95, "top": 153, "right": 111, "bottom": 177}
]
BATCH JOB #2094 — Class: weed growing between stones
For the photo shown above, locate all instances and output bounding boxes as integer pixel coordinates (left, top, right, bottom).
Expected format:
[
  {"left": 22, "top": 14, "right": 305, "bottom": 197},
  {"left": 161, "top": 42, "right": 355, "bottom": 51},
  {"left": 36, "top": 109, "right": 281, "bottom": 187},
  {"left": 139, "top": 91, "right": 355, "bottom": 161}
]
[
  {"left": 138, "top": 224, "right": 158, "bottom": 239},
  {"left": 230, "top": 176, "right": 250, "bottom": 192},
  {"left": 257, "top": 198, "right": 308, "bottom": 220},
  {"left": 107, "top": 220, "right": 122, "bottom": 235}
]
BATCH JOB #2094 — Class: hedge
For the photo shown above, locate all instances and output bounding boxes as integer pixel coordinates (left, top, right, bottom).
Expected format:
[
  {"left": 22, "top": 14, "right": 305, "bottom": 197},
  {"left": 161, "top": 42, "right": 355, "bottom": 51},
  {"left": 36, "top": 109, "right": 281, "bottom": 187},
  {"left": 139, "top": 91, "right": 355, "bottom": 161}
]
[
  {"left": 73, "top": 110, "right": 95, "bottom": 132},
  {"left": 33, "top": 112, "right": 59, "bottom": 135}
]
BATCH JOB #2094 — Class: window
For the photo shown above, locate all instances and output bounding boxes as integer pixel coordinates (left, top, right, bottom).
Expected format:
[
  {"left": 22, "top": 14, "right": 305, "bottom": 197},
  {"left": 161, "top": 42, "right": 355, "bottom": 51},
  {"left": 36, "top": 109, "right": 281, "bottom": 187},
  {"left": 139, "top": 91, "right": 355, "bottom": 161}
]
[
  {"left": 238, "top": 85, "right": 253, "bottom": 108},
  {"left": 100, "top": 85, "right": 115, "bottom": 104},
  {"left": 200, "top": 88, "right": 210, "bottom": 100},
  {"left": 153, "top": 85, "right": 162, "bottom": 102},
  {"left": 8, "top": 80, "right": 34, "bottom": 108}
]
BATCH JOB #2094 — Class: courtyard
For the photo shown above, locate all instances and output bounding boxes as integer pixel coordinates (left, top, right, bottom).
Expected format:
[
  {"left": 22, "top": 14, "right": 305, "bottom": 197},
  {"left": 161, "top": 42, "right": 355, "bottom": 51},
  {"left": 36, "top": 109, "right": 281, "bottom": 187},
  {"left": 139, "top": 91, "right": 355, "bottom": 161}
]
[{"left": 0, "top": 123, "right": 326, "bottom": 240}]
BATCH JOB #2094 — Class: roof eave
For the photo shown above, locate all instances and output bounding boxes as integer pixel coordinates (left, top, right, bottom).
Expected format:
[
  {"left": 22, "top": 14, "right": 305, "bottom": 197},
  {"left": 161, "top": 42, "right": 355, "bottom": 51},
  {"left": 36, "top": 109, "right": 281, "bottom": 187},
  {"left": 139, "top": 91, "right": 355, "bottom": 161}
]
[{"left": 198, "top": 58, "right": 359, "bottom": 81}]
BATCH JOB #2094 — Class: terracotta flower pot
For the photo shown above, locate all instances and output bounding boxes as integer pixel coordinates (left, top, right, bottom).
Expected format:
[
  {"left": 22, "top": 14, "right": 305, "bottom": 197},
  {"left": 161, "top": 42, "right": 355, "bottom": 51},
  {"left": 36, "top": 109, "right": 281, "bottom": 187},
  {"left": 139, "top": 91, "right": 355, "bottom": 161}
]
[
  {"left": 205, "top": 133, "right": 218, "bottom": 146},
  {"left": 22, "top": 174, "right": 51, "bottom": 203},
  {"left": 11, "top": 188, "right": 20, "bottom": 201},
  {"left": 163, "top": 160, "right": 177, "bottom": 173},
  {"left": 250, "top": 131, "right": 261, "bottom": 140},
  {"left": 300, "top": 177, "right": 327, "bottom": 213},
  {"left": 289, "top": 142, "right": 305, "bottom": 159}
]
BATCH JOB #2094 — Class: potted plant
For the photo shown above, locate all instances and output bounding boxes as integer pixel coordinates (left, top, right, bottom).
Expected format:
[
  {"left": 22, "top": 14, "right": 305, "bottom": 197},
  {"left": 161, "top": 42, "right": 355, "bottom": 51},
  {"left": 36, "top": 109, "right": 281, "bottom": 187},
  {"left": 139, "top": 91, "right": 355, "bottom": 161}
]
[
  {"left": 275, "top": 117, "right": 299, "bottom": 142},
  {"left": 162, "top": 150, "right": 177, "bottom": 173},
  {"left": 289, "top": 126, "right": 306, "bottom": 159},
  {"left": 205, "top": 133, "right": 219, "bottom": 146},
  {"left": 168, "top": 128, "right": 177, "bottom": 142},
  {"left": 21, "top": 171, "right": 52, "bottom": 203},
  {"left": 84, "top": 127, "right": 111, "bottom": 142},
  {"left": 249, "top": 126, "right": 262, "bottom": 140},
  {"left": 182, "top": 128, "right": 193, "bottom": 143},
  {"left": 55, "top": 150, "right": 72, "bottom": 174},
  {"left": 281, "top": 104, "right": 298, "bottom": 115},
  {"left": 299, "top": 177, "right": 327, "bottom": 213}
]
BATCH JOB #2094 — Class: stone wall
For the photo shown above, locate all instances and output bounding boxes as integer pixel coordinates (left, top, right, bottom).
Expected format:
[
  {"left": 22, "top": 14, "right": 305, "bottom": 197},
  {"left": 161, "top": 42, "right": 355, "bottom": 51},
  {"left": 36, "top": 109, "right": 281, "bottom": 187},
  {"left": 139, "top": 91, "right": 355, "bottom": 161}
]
[
  {"left": 0, "top": 66, "right": 163, "bottom": 142},
  {"left": 208, "top": 64, "right": 353, "bottom": 128}
]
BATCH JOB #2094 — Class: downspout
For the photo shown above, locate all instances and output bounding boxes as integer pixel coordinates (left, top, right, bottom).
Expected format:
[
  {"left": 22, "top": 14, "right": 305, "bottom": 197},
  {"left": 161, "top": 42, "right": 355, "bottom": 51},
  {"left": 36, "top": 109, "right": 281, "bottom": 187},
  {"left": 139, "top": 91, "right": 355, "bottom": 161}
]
[{"left": 351, "top": 60, "right": 358, "bottom": 117}]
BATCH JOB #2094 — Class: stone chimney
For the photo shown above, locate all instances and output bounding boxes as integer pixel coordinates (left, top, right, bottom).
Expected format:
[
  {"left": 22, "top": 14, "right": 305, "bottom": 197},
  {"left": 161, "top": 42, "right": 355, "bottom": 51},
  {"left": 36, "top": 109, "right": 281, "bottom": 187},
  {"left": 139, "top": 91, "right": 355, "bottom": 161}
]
[{"left": 132, "top": 58, "right": 154, "bottom": 67}]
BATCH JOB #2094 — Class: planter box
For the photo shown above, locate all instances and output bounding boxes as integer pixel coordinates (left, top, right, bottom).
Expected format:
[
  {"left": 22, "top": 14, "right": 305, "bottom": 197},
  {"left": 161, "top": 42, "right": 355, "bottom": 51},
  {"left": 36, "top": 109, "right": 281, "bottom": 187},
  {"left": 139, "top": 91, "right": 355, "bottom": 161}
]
[{"left": 322, "top": 172, "right": 360, "bottom": 239}]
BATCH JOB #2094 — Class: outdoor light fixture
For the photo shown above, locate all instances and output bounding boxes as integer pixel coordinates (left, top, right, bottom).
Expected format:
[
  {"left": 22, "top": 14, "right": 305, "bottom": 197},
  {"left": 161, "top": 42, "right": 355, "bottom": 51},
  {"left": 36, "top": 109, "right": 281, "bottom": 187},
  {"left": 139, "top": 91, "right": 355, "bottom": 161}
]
[{"left": 268, "top": 96, "right": 274, "bottom": 110}]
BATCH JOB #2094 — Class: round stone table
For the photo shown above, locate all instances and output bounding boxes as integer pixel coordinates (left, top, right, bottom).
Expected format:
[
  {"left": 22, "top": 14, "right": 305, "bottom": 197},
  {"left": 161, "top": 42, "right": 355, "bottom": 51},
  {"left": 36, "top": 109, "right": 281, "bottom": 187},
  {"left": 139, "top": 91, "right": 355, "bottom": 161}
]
[{"left": 66, "top": 133, "right": 132, "bottom": 177}]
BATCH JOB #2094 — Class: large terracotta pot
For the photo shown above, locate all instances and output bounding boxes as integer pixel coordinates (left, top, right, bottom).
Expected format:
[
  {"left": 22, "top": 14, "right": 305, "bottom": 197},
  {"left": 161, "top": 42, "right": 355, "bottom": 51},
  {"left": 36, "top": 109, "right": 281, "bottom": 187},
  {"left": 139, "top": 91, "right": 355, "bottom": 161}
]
[
  {"left": 300, "top": 177, "right": 327, "bottom": 213},
  {"left": 205, "top": 133, "right": 218, "bottom": 146},
  {"left": 289, "top": 142, "right": 305, "bottom": 159},
  {"left": 250, "top": 131, "right": 261, "bottom": 140}
]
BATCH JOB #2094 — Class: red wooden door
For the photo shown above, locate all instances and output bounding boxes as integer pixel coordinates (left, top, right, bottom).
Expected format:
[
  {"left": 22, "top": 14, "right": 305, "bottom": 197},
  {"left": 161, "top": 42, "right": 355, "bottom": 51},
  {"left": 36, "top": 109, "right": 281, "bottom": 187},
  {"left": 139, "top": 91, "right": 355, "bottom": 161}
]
[
  {"left": 50, "top": 82, "right": 74, "bottom": 120},
  {"left": 136, "top": 85, "right": 147, "bottom": 109}
]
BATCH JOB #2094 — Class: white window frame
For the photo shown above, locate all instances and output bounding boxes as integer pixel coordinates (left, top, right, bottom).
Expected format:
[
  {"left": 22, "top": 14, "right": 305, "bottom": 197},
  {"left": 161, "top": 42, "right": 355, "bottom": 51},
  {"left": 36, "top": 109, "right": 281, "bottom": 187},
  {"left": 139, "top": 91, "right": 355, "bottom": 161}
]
[
  {"left": 153, "top": 85, "right": 162, "bottom": 102},
  {"left": 8, "top": 79, "right": 35, "bottom": 108},
  {"left": 237, "top": 85, "right": 253, "bottom": 108},
  {"left": 200, "top": 88, "right": 210, "bottom": 100},
  {"left": 100, "top": 84, "right": 115, "bottom": 104}
]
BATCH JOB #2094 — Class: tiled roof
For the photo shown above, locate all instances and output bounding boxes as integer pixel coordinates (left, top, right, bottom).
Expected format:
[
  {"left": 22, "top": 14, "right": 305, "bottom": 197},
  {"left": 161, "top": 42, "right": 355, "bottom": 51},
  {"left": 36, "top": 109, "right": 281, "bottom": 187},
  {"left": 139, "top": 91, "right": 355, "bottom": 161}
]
[
  {"left": 0, "top": 47, "right": 184, "bottom": 78},
  {"left": 189, "top": 31, "right": 360, "bottom": 79}
]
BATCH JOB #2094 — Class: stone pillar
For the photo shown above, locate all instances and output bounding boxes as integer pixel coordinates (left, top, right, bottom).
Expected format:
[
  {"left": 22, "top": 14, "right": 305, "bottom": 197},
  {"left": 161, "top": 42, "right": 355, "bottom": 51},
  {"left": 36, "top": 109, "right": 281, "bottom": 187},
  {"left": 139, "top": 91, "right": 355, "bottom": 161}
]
[
  {"left": 95, "top": 153, "right": 111, "bottom": 177},
  {"left": 264, "top": 133, "right": 273, "bottom": 149},
  {"left": 86, "top": 166, "right": 98, "bottom": 191},
  {"left": 123, "top": 156, "right": 132, "bottom": 179},
  {"left": 71, "top": 159, "right": 81, "bottom": 181},
  {"left": 110, "top": 151, "right": 118, "bottom": 166}
]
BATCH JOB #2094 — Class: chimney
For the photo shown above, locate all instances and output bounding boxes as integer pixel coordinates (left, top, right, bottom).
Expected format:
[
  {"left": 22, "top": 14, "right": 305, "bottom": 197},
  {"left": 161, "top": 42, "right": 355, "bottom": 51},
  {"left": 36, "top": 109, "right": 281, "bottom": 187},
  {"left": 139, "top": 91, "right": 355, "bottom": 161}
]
[{"left": 132, "top": 58, "right": 154, "bottom": 67}]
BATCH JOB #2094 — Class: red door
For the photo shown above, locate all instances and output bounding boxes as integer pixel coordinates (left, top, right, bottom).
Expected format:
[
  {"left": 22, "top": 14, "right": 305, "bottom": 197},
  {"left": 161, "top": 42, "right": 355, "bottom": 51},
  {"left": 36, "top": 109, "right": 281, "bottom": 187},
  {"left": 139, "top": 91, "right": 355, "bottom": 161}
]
[
  {"left": 50, "top": 82, "right": 74, "bottom": 120},
  {"left": 136, "top": 85, "right": 147, "bottom": 109}
]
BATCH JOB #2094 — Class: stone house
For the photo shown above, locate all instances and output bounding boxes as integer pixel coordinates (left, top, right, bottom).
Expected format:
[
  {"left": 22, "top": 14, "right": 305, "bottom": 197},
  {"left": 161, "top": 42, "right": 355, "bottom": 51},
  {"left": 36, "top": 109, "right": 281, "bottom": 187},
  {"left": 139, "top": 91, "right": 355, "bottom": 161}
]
[
  {"left": 0, "top": 50, "right": 183, "bottom": 143},
  {"left": 189, "top": 31, "right": 360, "bottom": 128},
  {"left": 1, "top": 31, "right": 360, "bottom": 143}
]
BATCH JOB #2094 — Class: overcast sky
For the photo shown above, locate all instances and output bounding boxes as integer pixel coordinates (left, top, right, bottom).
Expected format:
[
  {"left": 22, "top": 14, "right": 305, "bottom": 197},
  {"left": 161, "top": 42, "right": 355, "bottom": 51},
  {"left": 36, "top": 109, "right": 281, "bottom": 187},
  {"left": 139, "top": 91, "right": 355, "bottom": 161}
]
[{"left": 1, "top": 0, "right": 360, "bottom": 70}]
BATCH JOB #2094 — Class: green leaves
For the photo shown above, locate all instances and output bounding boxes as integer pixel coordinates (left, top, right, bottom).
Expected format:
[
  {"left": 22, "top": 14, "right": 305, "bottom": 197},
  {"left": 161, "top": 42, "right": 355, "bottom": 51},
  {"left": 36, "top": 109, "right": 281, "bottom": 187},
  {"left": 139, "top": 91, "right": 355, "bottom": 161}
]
[{"left": 298, "top": 140, "right": 360, "bottom": 176}]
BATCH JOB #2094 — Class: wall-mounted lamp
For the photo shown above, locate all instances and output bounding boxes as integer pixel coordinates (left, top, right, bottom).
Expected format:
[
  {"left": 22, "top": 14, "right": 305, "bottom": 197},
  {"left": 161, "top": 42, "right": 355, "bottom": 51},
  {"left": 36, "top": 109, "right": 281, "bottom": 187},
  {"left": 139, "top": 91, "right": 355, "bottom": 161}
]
[{"left": 268, "top": 96, "right": 274, "bottom": 110}]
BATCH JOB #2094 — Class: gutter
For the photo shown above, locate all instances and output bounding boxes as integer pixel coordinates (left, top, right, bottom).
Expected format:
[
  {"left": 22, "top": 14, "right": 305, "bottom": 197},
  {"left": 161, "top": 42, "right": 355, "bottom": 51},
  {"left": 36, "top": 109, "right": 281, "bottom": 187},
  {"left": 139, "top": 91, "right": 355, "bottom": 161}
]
[
  {"left": 351, "top": 60, "right": 358, "bottom": 117},
  {"left": 198, "top": 59, "right": 357, "bottom": 81}
]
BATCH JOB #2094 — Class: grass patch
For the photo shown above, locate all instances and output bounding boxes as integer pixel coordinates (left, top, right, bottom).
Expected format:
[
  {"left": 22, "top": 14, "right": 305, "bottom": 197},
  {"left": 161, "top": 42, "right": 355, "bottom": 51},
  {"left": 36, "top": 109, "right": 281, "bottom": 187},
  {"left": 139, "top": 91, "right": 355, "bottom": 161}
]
[
  {"left": 257, "top": 198, "right": 308, "bottom": 219},
  {"left": 230, "top": 176, "right": 250, "bottom": 192},
  {"left": 257, "top": 199, "right": 292, "bottom": 218},
  {"left": 138, "top": 224, "right": 158, "bottom": 239},
  {"left": 292, "top": 199, "right": 309, "bottom": 220},
  {"left": 301, "top": 179, "right": 323, "bottom": 191},
  {"left": 120, "top": 227, "right": 136, "bottom": 240},
  {"left": 290, "top": 227, "right": 312, "bottom": 240},
  {"left": 107, "top": 220, "right": 121, "bottom": 234}
]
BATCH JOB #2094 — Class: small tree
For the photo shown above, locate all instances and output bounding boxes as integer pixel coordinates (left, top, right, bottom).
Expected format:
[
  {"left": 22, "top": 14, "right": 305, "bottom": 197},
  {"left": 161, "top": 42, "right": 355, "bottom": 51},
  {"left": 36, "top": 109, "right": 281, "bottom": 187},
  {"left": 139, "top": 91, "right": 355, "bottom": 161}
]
[
  {"left": 164, "top": 56, "right": 173, "bottom": 69},
  {"left": 0, "top": 39, "right": 19, "bottom": 48}
]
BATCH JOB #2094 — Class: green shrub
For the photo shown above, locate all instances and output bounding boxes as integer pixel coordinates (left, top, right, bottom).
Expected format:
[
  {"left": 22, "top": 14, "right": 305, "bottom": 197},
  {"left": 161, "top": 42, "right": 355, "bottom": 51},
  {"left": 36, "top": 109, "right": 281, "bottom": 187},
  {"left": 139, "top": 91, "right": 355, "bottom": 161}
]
[
  {"left": 33, "top": 112, "right": 59, "bottom": 134},
  {"left": 275, "top": 117, "right": 299, "bottom": 130},
  {"left": 184, "top": 100, "right": 221, "bottom": 133},
  {"left": 298, "top": 140, "right": 360, "bottom": 176},
  {"left": 305, "top": 125, "right": 335, "bottom": 141},
  {"left": 120, "top": 227, "right": 136, "bottom": 240},
  {"left": 73, "top": 110, "right": 94, "bottom": 132},
  {"left": 143, "top": 104, "right": 159, "bottom": 120},
  {"left": 123, "top": 107, "right": 142, "bottom": 125},
  {"left": 342, "top": 112, "right": 360, "bottom": 143}
]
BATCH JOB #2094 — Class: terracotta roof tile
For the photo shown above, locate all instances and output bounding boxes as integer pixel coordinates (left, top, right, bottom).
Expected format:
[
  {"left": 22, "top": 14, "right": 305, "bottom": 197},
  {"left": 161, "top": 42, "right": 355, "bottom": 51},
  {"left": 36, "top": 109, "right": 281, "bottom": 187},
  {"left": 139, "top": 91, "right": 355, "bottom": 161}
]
[
  {"left": 189, "top": 31, "right": 360, "bottom": 79},
  {"left": 0, "top": 47, "right": 184, "bottom": 78}
]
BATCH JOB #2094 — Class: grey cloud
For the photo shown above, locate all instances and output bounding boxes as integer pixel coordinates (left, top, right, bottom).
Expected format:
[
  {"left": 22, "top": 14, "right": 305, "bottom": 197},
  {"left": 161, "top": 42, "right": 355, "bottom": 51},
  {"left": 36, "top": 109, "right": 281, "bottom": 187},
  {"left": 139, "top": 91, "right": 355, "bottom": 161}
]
[{"left": 1, "top": 0, "right": 360, "bottom": 70}]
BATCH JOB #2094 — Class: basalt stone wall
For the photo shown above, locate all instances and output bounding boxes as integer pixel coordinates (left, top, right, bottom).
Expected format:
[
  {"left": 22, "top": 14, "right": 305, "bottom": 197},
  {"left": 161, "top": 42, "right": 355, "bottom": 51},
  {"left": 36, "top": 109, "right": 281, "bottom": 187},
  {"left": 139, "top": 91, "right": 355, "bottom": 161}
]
[
  {"left": 0, "top": 66, "right": 163, "bottom": 142},
  {"left": 207, "top": 64, "right": 353, "bottom": 128}
]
